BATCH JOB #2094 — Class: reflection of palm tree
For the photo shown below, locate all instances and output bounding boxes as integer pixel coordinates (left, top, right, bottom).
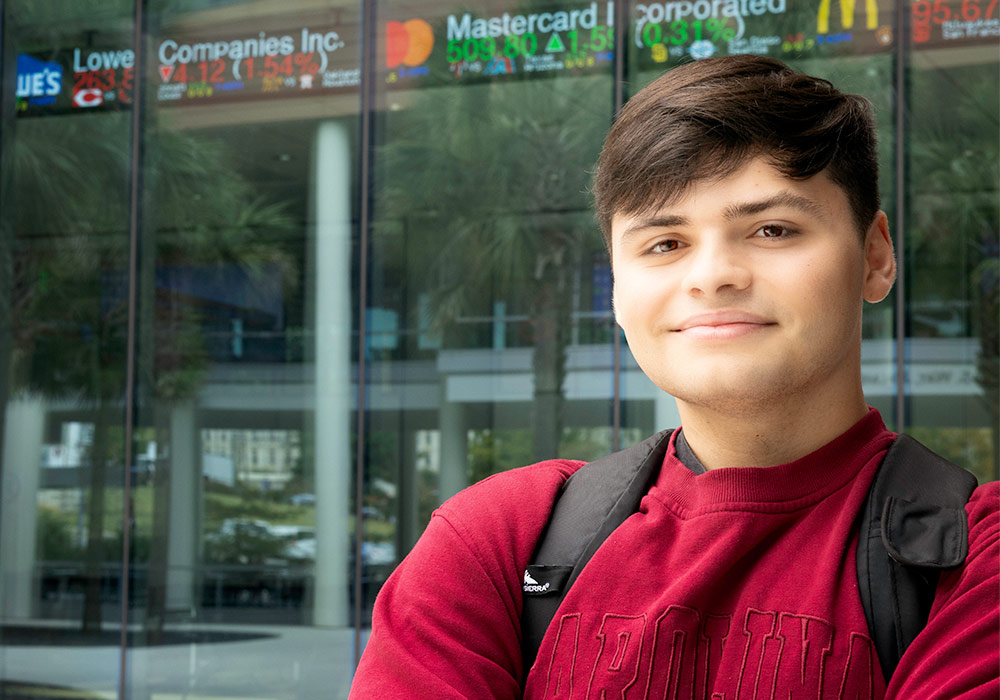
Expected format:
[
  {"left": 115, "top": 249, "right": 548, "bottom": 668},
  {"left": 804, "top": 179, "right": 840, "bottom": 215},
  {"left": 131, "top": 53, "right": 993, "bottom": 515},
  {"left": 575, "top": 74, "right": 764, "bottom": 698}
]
[
  {"left": 140, "top": 128, "right": 296, "bottom": 642},
  {"left": 3, "top": 113, "right": 135, "bottom": 634},
  {"left": 1, "top": 111, "right": 295, "bottom": 633},
  {"left": 376, "top": 77, "right": 611, "bottom": 460}
]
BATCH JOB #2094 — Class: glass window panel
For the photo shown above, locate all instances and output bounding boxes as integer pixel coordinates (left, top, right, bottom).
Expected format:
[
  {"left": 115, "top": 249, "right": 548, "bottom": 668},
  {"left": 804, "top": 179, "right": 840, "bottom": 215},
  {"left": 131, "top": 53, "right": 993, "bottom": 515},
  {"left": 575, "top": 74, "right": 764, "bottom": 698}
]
[
  {"left": 364, "top": 0, "right": 618, "bottom": 629},
  {"left": 0, "top": 0, "right": 368, "bottom": 692},
  {"left": 118, "top": 1, "right": 361, "bottom": 698},
  {"left": 905, "top": 39, "right": 999, "bottom": 483},
  {"left": 1, "top": 1, "right": 135, "bottom": 696}
]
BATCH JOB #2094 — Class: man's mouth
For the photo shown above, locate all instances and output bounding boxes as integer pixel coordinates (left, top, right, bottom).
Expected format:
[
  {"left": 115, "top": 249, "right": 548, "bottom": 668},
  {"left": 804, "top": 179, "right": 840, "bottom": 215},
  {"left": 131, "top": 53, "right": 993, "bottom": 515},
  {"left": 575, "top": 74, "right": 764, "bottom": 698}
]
[{"left": 673, "top": 311, "right": 776, "bottom": 339}]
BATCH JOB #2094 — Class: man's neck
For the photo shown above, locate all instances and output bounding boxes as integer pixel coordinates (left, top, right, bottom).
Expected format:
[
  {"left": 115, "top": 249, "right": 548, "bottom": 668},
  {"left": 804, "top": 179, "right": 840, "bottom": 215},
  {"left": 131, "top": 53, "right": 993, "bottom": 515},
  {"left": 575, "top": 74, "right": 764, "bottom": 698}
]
[{"left": 675, "top": 389, "right": 870, "bottom": 470}]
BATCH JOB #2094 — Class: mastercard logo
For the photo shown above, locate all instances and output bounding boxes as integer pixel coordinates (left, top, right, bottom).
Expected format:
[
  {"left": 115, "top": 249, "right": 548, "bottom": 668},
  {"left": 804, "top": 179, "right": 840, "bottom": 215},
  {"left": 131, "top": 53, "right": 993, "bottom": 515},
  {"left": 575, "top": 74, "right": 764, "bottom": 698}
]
[{"left": 386, "top": 19, "right": 434, "bottom": 68}]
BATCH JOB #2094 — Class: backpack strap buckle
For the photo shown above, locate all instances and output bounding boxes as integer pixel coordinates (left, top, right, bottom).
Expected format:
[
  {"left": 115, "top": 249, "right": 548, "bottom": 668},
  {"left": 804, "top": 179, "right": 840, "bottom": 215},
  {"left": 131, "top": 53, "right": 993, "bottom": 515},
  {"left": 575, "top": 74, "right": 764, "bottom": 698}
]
[{"left": 881, "top": 496, "right": 969, "bottom": 568}]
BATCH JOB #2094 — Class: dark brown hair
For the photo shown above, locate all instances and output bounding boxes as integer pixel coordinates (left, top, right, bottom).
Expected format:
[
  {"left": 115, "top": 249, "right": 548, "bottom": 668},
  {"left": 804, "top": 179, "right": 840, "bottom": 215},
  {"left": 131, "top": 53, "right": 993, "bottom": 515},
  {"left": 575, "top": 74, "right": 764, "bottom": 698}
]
[{"left": 593, "top": 55, "right": 880, "bottom": 248}]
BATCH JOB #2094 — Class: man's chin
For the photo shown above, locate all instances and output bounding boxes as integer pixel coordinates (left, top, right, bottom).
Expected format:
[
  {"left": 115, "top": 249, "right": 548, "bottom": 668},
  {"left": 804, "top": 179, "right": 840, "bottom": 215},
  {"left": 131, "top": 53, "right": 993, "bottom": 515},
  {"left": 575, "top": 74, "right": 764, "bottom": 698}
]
[{"left": 656, "top": 372, "right": 796, "bottom": 414}]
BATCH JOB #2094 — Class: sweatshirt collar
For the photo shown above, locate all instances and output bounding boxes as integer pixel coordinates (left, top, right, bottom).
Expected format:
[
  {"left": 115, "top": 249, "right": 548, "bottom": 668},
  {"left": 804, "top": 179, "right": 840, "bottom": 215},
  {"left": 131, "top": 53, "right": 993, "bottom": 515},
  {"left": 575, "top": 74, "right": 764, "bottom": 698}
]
[{"left": 652, "top": 407, "right": 895, "bottom": 514}]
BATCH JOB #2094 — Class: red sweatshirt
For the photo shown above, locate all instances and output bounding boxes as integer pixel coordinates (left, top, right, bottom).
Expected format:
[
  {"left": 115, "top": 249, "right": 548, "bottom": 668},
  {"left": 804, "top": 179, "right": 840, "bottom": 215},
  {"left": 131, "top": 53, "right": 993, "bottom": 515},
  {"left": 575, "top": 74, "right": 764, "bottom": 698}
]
[{"left": 350, "top": 410, "right": 999, "bottom": 699}]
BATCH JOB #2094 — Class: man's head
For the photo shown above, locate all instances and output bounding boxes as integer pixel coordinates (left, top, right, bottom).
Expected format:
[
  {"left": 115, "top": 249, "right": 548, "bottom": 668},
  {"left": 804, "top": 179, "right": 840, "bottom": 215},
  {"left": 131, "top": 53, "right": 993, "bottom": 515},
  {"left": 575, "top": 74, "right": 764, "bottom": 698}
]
[
  {"left": 594, "top": 55, "right": 880, "bottom": 248},
  {"left": 600, "top": 57, "right": 896, "bottom": 427}
]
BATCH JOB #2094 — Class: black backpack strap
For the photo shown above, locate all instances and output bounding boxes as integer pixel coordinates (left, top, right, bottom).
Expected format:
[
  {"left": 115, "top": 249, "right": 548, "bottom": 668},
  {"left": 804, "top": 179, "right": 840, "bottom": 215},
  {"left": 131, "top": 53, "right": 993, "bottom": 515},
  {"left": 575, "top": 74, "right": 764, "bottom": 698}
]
[
  {"left": 856, "top": 434, "right": 978, "bottom": 682},
  {"left": 520, "top": 429, "right": 674, "bottom": 676}
]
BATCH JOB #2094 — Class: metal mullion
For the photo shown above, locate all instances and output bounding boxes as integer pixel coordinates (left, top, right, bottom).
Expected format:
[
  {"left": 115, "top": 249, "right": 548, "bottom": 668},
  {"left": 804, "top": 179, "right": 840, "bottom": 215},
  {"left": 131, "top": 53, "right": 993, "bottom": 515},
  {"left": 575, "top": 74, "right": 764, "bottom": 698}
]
[
  {"left": 894, "top": 0, "right": 909, "bottom": 432},
  {"left": 611, "top": 0, "right": 628, "bottom": 451},
  {"left": 353, "top": 0, "right": 376, "bottom": 670},
  {"left": 119, "top": 0, "right": 147, "bottom": 695}
]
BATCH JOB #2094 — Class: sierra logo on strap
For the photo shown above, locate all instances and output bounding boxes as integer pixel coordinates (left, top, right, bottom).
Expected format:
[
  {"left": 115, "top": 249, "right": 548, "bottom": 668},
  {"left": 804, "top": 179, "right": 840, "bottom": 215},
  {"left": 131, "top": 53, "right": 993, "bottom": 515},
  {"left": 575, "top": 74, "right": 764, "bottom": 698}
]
[
  {"left": 523, "top": 569, "right": 551, "bottom": 595},
  {"left": 522, "top": 565, "right": 573, "bottom": 596}
]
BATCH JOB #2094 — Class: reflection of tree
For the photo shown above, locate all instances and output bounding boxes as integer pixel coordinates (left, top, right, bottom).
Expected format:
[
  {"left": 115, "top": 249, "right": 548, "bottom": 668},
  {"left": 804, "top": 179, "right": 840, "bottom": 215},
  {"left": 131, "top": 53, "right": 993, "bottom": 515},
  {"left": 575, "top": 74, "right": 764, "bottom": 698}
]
[
  {"left": 2, "top": 110, "right": 294, "bottom": 633},
  {"left": 4, "top": 113, "right": 134, "bottom": 633},
  {"left": 376, "top": 77, "right": 610, "bottom": 461},
  {"left": 140, "top": 128, "right": 296, "bottom": 642},
  {"left": 908, "top": 68, "right": 999, "bottom": 479}
]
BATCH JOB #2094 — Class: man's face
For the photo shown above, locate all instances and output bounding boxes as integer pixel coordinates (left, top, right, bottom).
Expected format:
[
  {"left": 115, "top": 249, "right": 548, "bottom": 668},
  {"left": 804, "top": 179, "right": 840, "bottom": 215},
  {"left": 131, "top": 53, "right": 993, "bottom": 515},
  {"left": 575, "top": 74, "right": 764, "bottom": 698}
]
[{"left": 610, "top": 158, "right": 893, "bottom": 415}]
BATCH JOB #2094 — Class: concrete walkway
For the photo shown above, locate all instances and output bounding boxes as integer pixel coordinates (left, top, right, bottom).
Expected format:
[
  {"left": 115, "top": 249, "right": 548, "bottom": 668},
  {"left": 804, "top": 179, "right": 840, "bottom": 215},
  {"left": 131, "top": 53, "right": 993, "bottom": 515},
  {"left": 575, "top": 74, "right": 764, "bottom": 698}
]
[{"left": 0, "top": 623, "right": 365, "bottom": 700}]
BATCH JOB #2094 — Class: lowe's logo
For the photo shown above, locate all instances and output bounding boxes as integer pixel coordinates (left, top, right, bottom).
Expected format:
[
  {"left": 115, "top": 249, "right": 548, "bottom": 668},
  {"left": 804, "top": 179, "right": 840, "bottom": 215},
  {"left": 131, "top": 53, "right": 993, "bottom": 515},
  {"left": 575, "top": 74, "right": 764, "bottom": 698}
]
[{"left": 16, "top": 54, "right": 62, "bottom": 101}]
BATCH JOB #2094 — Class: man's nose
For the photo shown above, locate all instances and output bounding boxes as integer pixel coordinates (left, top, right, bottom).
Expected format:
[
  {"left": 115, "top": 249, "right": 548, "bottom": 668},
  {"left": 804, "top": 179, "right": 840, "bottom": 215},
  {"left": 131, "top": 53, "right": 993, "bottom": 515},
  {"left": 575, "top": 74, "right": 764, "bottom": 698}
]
[{"left": 681, "top": 239, "right": 752, "bottom": 297}]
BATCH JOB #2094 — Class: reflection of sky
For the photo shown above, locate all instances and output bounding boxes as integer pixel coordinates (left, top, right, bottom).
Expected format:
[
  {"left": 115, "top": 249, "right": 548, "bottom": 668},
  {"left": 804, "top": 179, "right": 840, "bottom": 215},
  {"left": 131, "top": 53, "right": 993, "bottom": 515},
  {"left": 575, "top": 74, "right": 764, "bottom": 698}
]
[
  {"left": 158, "top": 264, "right": 284, "bottom": 326},
  {"left": 101, "top": 263, "right": 284, "bottom": 327}
]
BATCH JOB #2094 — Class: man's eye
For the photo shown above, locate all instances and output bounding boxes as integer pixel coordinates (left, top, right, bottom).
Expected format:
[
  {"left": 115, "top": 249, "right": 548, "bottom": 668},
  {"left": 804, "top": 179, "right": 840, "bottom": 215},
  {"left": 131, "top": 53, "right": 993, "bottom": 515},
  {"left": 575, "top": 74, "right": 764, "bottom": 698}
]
[
  {"left": 755, "top": 224, "right": 792, "bottom": 238},
  {"left": 651, "top": 240, "right": 680, "bottom": 253}
]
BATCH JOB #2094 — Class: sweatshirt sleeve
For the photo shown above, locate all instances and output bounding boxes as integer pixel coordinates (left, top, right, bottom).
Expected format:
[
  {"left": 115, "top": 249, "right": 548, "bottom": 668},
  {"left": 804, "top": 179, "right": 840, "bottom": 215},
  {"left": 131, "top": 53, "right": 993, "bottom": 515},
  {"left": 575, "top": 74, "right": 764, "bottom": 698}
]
[
  {"left": 349, "top": 459, "right": 582, "bottom": 700},
  {"left": 885, "top": 481, "right": 1000, "bottom": 699}
]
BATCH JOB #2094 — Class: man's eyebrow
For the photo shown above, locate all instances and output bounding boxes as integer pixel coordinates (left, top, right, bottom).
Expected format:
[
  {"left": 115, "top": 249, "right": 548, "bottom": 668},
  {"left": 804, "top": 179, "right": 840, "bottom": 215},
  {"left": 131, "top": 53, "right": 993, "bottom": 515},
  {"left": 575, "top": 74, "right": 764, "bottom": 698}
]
[
  {"left": 617, "top": 191, "right": 829, "bottom": 243},
  {"left": 619, "top": 214, "right": 690, "bottom": 242},
  {"left": 723, "top": 192, "right": 829, "bottom": 221}
]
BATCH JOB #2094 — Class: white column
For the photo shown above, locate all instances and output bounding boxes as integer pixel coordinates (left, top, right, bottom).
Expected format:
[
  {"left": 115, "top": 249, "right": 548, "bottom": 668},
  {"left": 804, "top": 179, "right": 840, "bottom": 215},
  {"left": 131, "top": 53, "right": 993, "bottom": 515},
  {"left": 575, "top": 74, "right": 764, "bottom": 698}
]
[
  {"left": 166, "top": 401, "right": 197, "bottom": 614},
  {"left": 0, "top": 396, "right": 44, "bottom": 618},
  {"left": 312, "top": 120, "right": 352, "bottom": 627},
  {"left": 438, "top": 390, "right": 468, "bottom": 503}
]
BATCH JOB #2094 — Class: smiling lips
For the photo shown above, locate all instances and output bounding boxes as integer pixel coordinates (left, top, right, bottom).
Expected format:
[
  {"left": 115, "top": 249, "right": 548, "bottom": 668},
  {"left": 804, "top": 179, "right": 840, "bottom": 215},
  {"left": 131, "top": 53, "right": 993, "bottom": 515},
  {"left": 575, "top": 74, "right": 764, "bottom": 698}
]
[{"left": 673, "top": 311, "right": 776, "bottom": 339}]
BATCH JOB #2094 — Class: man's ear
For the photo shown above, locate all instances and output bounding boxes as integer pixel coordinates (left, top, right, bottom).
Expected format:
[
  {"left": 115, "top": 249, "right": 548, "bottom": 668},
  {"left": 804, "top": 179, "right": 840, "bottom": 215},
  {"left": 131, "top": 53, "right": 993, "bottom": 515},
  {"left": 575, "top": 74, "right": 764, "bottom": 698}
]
[{"left": 863, "top": 211, "right": 896, "bottom": 303}]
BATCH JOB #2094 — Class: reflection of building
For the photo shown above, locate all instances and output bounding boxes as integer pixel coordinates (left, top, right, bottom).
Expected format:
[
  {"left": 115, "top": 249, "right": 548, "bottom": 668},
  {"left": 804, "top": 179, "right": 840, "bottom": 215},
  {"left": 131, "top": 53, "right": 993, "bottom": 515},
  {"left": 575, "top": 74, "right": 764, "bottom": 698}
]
[
  {"left": 202, "top": 428, "right": 302, "bottom": 489},
  {"left": 41, "top": 422, "right": 92, "bottom": 469}
]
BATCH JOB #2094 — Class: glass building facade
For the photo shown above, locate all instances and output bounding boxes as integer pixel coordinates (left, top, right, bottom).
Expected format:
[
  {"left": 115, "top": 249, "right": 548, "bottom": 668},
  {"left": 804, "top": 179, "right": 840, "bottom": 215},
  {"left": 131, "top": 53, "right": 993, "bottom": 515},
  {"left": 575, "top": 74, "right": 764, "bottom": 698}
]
[{"left": 0, "top": 0, "right": 996, "bottom": 697}]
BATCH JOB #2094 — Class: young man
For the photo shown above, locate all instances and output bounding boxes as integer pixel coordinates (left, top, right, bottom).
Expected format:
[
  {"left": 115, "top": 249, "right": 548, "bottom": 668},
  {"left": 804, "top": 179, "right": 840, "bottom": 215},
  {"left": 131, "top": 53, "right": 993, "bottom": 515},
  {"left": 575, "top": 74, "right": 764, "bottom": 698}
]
[{"left": 350, "top": 56, "right": 998, "bottom": 699}]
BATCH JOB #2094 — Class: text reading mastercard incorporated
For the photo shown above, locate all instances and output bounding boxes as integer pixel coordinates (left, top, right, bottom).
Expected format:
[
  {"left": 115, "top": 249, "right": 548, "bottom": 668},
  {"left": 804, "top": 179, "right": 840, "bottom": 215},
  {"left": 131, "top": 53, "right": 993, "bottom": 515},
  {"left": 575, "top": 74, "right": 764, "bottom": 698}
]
[
  {"left": 445, "top": 3, "right": 617, "bottom": 73},
  {"left": 634, "top": 0, "right": 787, "bottom": 42}
]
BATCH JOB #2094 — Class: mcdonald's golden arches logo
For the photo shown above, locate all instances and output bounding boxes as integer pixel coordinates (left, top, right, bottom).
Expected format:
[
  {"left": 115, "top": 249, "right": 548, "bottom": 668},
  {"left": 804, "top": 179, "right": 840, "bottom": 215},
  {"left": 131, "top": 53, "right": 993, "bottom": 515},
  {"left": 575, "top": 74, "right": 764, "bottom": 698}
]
[{"left": 817, "top": 0, "right": 879, "bottom": 33}]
